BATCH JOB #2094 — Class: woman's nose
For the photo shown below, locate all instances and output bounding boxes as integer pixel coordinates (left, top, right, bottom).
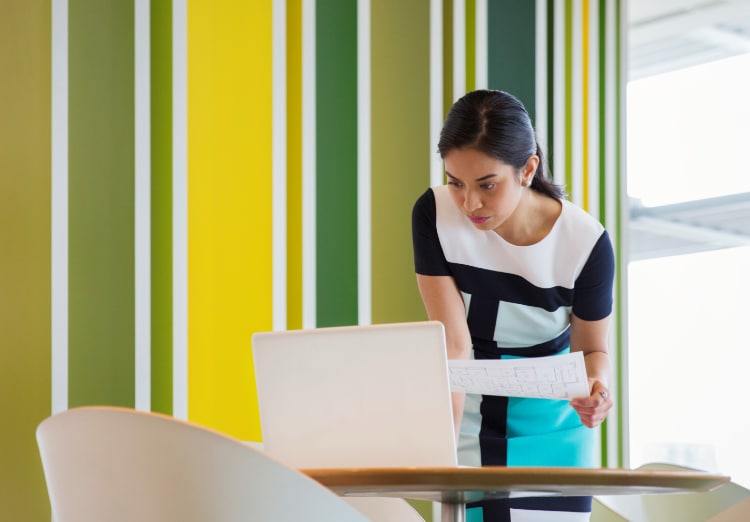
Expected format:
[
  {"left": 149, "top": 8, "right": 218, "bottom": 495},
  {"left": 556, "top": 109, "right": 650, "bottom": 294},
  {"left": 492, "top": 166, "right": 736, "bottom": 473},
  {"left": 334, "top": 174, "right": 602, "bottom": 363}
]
[{"left": 464, "top": 191, "right": 481, "bottom": 212}]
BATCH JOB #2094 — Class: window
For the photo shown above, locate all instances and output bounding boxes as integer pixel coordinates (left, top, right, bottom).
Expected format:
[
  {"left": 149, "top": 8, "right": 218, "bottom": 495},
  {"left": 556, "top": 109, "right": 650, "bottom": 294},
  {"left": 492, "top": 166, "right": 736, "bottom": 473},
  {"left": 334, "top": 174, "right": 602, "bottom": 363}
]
[{"left": 627, "top": 0, "right": 750, "bottom": 487}]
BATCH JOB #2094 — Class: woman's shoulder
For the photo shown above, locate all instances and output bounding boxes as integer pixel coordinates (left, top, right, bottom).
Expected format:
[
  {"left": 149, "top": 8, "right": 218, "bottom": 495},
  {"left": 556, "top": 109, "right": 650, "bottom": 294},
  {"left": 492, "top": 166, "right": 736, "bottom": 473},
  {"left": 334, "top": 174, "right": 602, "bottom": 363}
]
[
  {"left": 558, "top": 199, "right": 606, "bottom": 239},
  {"left": 430, "top": 185, "right": 456, "bottom": 212},
  {"left": 413, "top": 185, "right": 456, "bottom": 218},
  {"left": 415, "top": 186, "right": 445, "bottom": 208},
  {"left": 412, "top": 187, "right": 437, "bottom": 222}
]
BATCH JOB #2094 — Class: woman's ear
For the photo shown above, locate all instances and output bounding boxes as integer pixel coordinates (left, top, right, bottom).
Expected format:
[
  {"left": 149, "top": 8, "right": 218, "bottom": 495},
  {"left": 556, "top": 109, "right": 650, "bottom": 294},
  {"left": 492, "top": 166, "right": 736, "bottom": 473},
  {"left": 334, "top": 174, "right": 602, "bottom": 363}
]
[
  {"left": 524, "top": 154, "right": 540, "bottom": 176},
  {"left": 521, "top": 155, "right": 540, "bottom": 186}
]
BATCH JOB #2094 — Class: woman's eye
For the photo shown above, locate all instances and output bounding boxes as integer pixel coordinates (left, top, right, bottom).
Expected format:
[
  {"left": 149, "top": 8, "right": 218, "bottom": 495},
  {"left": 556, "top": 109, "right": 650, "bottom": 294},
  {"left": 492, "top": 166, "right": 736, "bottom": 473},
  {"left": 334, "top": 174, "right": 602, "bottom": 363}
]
[
  {"left": 448, "top": 180, "right": 462, "bottom": 188},
  {"left": 481, "top": 183, "right": 496, "bottom": 190}
]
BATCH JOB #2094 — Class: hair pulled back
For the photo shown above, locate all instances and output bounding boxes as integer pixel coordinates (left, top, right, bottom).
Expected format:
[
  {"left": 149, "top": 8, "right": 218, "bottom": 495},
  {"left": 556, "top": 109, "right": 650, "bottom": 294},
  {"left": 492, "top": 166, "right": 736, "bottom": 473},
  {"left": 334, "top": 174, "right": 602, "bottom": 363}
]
[{"left": 438, "top": 89, "right": 564, "bottom": 200}]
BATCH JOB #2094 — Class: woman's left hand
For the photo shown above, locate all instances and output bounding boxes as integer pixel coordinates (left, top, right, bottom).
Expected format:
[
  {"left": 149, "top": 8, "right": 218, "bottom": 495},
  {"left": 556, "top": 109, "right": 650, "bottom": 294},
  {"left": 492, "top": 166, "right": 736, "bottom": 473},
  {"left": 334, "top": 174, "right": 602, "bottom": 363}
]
[{"left": 570, "top": 380, "right": 612, "bottom": 428}]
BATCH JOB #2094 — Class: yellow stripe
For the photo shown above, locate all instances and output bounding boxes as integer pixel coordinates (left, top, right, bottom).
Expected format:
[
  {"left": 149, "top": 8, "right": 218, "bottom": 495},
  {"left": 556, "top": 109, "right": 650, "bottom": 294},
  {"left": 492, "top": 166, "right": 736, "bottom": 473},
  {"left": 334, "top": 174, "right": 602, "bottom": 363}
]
[
  {"left": 287, "top": 0, "right": 303, "bottom": 330},
  {"left": 581, "top": 0, "right": 590, "bottom": 212},
  {"left": 187, "top": 0, "right": 273, "bottom": 440}
]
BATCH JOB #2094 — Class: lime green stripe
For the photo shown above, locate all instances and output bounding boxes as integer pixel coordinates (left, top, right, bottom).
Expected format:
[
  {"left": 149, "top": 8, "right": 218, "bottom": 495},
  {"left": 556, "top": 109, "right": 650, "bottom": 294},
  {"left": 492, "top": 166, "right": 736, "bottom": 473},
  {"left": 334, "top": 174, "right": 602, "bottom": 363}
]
[
  {"left": 69, "top": 0, "right": 135, "bottom": 407},
  {"left": 594, "top": 0, "right": 625, "bottom": 467},
  {"left": 316, "top": 0, "right": 358, "bottom": 327},
  {"left": 465, "top": 0, "right": 476, "bottom": 92},
  {"left": 564, "top": 0, "right": 573, "bottom": 197},
  {"left": 151, "top": 0, "right": 172, "bottom": 415},
  {"left": 487, "top": 0, "right": 536, "bottom": 121},
  {"left": 597, "top": 0, "right": 609, "bottom": 467},
  {"left": 372, "top": 0, "right": 431, "bottom": 323},
  {"left": 0, "top": 2, "right": 51, "bottom": 518}
]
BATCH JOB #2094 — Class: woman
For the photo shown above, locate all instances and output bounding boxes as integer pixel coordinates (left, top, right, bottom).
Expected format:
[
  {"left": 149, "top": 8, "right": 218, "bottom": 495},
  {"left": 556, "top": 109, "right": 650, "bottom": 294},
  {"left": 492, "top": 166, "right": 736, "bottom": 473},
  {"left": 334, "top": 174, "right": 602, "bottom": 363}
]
[{"left": 412, "top": 90, "right": 615, "bottom": 521}]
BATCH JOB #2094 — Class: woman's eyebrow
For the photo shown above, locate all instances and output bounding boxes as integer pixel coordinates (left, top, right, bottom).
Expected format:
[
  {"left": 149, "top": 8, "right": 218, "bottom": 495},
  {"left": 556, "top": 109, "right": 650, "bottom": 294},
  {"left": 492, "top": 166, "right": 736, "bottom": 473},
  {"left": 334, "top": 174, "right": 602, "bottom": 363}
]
[{"left": 445, "top": 172, "right": 497, "bottom": 182}]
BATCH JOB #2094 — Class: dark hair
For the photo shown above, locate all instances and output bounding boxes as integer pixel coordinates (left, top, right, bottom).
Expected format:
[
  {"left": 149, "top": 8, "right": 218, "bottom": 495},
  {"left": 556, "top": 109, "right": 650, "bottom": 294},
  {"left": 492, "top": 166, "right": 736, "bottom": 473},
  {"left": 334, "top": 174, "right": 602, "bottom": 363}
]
[{"left": 438, "top": 89, "right": 564, "bottom": 200}]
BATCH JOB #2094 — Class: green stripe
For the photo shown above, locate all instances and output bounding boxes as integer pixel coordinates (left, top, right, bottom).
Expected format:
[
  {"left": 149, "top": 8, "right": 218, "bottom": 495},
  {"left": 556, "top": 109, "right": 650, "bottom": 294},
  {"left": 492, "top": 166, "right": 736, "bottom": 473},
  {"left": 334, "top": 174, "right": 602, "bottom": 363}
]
[
  {"left": 0, "top": 2, "right": 51, "bottom": 518},
  {"left": 372, "top": 0, "right": 431, "bottom": 323},
  {"left": 316, "top": 0, "right": 358, "bottom": 327},
  {"left": 465, "top": 0, "right": 476, "bottom": 92},
  {"left": 487, "top": 0, "right": 536, "bottom": 122},
  {"left": 69, "top": 0, "right": 135, "bottom": 407},
  {"left": 443, "top": 0, "right": 453, "bottom": 114},
  {"left": 564, "top": 0, "right": 573, "bottom": 197},
  {"left": 151, "top": 0, "right": 173, "bottom": 415},
  {"left": 597, "top": 0, "right": 608, "bottom": 467}
]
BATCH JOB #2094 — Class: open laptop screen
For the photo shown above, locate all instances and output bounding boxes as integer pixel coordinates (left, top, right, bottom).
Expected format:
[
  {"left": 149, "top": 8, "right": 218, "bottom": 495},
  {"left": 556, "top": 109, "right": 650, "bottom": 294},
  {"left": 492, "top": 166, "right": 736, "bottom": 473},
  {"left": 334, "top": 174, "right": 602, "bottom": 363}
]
[{"left": 252, "top": 321, "right": 457, "bottom": 468}]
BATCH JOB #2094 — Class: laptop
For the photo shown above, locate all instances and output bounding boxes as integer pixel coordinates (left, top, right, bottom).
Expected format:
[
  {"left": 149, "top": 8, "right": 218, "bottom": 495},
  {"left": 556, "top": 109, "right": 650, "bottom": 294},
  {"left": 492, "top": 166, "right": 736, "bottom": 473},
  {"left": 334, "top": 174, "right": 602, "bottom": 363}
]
[{"left": 252, "top": 321, "right": 458, "bottom": 468}]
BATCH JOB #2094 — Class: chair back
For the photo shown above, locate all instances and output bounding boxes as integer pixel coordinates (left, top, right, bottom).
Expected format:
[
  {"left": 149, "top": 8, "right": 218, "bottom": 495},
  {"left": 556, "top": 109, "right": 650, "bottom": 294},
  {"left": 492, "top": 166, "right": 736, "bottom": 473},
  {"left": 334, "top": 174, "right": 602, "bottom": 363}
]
[
  {"left": 36, "top": 406, "right": 369, "bottom": 522},
  {"left": 344, "top": 497, "right": 426, "bottom": 522},
  {"left": 595, "top": 462, "right": 750, "bottom": 522},
  {"left": 240, "top": 440, "right": 425, "bottom": 521}
]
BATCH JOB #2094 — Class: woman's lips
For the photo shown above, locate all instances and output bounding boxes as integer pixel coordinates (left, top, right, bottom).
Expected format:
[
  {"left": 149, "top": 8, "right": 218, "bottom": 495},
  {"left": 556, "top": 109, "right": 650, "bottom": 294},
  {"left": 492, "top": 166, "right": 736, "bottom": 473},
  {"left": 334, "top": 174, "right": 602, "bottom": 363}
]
[{"left": 468, "top": 215, "right": 489, "bottom": 224}]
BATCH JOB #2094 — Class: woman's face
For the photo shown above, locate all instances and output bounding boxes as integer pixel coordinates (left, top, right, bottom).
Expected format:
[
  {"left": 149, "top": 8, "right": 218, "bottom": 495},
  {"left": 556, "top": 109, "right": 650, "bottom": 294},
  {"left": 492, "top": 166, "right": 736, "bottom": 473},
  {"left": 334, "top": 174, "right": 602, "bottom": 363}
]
[{"left": 443, "top": 147, "right": 529, "bottom": 232}]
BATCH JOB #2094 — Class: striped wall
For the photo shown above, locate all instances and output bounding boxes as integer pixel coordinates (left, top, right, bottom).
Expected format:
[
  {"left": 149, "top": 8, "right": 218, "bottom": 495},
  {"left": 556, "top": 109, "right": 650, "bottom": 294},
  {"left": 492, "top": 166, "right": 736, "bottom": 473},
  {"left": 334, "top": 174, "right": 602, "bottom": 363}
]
[
  {"left": 542, "top": 0, "right": 628, "bottom": 468},
  {"left": 0, "top": 0, "right": 625, "bottom": 518}
]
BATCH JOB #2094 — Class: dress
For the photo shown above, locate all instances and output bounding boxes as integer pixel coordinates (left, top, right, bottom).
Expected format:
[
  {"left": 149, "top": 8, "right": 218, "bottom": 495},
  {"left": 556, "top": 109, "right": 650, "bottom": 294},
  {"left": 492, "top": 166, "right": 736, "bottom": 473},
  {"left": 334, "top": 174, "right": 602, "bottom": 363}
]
[{"left": 412, "top": 186, "right": 615, "bottom": 522}]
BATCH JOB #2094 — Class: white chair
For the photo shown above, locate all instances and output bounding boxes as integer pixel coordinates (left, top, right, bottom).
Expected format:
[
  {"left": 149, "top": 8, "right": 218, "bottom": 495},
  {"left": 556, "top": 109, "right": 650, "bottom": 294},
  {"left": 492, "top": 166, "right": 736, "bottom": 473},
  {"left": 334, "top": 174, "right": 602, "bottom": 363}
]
[
  {"left": 36, "top": 406, "right": 370, "bottom": 522},
  {"left": 344, "top": 497, "right": 426, "bottom": 522},
  {"left": 243, "top": 440, "right": 425, "bottom": 521},
  {"left": 595, "top": 463, "right": 750, "bottom": 522},
  {"left": 709, "top": 497, "right": 750, "bottom": 521},
  {"left": 591, "top": 498, "right": 628, "bottom": 521}
]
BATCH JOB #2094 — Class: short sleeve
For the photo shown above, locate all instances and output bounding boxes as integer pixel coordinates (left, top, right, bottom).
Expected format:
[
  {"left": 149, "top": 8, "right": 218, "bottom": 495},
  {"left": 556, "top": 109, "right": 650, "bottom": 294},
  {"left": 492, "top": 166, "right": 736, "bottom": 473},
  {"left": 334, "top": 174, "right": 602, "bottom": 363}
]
[
  {"left": 572, "top": 230, "right": 615, "bottom": 321},
  {"left": 412, "top": 189, "right": 451, "bottom": 276}
]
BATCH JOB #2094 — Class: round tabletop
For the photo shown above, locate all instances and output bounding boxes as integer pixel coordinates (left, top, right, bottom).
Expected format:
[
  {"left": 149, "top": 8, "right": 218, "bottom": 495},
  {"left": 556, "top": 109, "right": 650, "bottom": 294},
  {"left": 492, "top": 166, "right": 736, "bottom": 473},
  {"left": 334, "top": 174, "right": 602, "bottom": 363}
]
[{"left": 301, "top": 466, "right": 731, "bottom": 504}]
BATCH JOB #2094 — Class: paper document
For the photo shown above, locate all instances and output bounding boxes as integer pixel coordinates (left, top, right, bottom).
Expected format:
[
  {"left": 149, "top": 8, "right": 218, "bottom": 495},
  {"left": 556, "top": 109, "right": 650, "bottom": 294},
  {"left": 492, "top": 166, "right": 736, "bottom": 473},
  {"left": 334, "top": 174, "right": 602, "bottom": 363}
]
[{"left": 448, "top": 351, "right": 589, "bottom": 400}]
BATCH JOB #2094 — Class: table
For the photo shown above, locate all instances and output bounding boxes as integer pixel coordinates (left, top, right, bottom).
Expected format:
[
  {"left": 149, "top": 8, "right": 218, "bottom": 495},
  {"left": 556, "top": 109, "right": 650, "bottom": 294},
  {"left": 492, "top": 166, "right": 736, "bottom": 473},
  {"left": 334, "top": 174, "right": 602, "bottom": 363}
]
[{"left": 301, "top": 466, "right": 730, "bottom": 522}]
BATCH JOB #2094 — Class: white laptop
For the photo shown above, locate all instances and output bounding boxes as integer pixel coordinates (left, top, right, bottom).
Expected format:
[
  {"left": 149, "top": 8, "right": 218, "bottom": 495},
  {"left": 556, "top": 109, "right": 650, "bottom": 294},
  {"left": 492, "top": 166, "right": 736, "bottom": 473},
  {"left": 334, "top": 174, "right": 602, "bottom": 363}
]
[{"left": 252, "top": 321, "right": 458, "bottom": 468}]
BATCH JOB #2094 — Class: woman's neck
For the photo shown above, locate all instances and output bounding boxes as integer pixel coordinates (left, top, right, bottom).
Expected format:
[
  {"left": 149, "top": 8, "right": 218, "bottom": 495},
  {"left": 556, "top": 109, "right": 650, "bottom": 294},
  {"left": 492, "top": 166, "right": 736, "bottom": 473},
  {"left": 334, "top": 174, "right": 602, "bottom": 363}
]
[{"left": 494, "top": 191, "right": 562, "bottom": 246}]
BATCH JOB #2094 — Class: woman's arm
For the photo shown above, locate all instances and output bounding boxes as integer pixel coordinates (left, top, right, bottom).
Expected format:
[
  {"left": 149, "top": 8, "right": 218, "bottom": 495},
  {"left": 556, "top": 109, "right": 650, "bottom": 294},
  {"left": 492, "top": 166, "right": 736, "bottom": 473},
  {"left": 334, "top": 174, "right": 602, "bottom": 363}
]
[
  {"left": 416, "top": 274, "right": 473, "bottom": 436},
  {"left": 569, "top": 313, "right": 613, "bottom": 428}
]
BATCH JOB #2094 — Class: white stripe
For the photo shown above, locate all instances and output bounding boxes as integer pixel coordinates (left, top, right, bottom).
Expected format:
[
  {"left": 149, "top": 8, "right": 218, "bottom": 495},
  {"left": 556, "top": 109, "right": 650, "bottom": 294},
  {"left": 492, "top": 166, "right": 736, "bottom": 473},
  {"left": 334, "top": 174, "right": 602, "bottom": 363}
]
[
  {"left": 358, "top": 0, "right": 372, "bottom": 326},
  {"left": 172, "top": 0, "right": 188, "bottom": 420},
  {"left": 272, "top": 0, "right": 287, "bottom": 331},
  {"left": 134, "top": 0, "right": 151, "bottom": 412},
  {"left": 452, "top": 0, "right": 466, "bottom": 101},
  {"left": 534, "top": 0, "right": 548, "bottom": 152},
  {"left": 474, "top": 0, "right": 488, "bottom": 90},
  {"left": 429, "top": 0, "right": 443, "bottom": 187},
  {"left": 51, "top": 0, "right": 68, "bottom": 415},
  {"left": 302, "top": 0, "right": 316, "bottom": 329},
  {"left": 571, "top": 0, "right": 583, "bottom": 207},
  {"left": 552, "top": 0, "right": 565, "bottom": 188}
]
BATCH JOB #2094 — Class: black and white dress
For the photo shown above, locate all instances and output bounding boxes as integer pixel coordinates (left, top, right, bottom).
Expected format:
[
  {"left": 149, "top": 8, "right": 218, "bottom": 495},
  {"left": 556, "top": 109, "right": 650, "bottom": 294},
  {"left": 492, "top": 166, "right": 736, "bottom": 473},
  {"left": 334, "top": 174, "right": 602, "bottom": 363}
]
[{"left": 412, "top": 185, "right": 615, "bottom": 522}]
